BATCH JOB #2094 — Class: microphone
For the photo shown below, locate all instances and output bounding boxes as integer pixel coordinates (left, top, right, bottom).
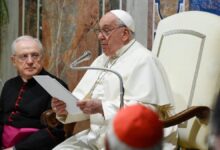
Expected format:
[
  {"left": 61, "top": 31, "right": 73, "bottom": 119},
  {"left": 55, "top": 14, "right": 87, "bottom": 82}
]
[
  {"left": 71, "top": 50, "right": 92, "bottom": 67},
  {"left": 70, "top": 54, "right": 124, "bottom": 108}
]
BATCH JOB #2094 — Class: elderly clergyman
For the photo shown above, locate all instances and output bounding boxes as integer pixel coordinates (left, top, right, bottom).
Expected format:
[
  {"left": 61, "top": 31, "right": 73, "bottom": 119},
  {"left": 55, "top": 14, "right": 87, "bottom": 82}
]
[
  {"left": 52, "top": 9, "right": 177, "bottom": 150},
  {"left": 0, "top": 35, "right": 67, "bottom": 150}
]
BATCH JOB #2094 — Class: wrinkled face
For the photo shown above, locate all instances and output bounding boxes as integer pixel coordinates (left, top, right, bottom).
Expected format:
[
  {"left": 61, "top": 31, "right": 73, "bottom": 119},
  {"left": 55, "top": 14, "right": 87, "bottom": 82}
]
[
  {"left": 97, "top": 12, "right": 129, "bottom": 58},
  {"left": 11, "top": 40, "right": 43, "bottom": 81}
]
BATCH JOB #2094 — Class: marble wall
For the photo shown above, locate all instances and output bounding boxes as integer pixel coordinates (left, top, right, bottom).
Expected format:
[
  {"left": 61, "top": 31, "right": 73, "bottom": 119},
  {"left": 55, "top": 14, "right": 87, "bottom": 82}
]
[
  {"left": 0, "top": 0, "right": 19, "bottom": 91},
  {"left": 42, "top": 0, "right": 100, "bottom": 90},
  {"left": 24, "top": 0, "right": 38, "bottom": 37}
]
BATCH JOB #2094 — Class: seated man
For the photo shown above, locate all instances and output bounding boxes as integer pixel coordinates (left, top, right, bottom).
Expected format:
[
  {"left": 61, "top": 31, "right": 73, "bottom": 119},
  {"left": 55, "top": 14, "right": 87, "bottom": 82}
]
[
  {"left": 52, "top": 9, "right": 177, "bottom": 150},
  {"left": 0, "top": 35, "right": 67, "bottom": 150},
  {"left": 105, "top": 104, "right": 163, "bottom": 150}
]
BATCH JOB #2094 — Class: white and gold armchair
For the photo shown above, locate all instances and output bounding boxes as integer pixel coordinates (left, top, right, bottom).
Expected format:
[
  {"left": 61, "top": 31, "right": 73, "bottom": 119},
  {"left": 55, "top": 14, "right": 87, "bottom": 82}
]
[{"left": 152, "top": 11, "right": 220, "bottom": 149}]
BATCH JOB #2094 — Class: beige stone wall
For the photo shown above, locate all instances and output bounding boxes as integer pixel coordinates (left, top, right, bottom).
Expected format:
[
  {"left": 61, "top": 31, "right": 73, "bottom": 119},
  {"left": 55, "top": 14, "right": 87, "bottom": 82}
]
[{"left": 0, "top": 0, "right": 19, "bottom": 91}]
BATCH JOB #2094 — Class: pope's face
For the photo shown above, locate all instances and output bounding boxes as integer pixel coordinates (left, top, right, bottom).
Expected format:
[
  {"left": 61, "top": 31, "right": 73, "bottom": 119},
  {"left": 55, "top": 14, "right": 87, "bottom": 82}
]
[
  {"left": 11, "top": 40, "right": 43, "bottom": 81},
  {"left": 97, "top": 13, "right": 125, "bottom": 58}
]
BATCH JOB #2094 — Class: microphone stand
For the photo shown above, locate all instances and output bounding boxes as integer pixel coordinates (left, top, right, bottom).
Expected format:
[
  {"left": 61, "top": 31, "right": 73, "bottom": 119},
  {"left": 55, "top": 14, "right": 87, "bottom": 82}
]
[{"left": 70, "top": 65, "right": 124, "bottom": 108}]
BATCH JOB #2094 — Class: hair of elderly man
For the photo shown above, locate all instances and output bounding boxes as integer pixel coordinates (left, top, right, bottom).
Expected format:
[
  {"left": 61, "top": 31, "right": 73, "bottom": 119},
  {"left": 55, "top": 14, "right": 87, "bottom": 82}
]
[{"left": 11, "top": 35, "right": 43, "bottom": 55}]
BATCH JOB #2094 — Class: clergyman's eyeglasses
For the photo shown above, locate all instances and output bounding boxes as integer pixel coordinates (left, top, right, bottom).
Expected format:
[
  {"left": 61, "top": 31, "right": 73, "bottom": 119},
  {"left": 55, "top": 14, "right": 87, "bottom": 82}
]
[{"left": 14, "top": 52, "right": 42, "bottom": 62}]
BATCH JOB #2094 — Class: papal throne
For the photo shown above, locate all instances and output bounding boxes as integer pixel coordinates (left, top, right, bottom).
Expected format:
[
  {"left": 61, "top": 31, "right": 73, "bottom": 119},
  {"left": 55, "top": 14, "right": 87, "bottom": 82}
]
[{"left": 152, "top": 11, "right": 220, "bottom": 149}]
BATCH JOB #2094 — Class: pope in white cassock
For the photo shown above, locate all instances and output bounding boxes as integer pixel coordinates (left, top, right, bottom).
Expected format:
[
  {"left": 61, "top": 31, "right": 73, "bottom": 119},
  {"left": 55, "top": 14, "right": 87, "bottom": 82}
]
[{"left": 52, "top": 9, "right": 177, "bottom": 150}]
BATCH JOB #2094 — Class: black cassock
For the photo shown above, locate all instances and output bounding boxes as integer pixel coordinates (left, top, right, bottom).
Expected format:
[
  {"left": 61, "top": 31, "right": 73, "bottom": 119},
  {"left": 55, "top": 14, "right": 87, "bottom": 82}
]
[{"left": 0, "top": 69, "right": 67, "bottom": 150}]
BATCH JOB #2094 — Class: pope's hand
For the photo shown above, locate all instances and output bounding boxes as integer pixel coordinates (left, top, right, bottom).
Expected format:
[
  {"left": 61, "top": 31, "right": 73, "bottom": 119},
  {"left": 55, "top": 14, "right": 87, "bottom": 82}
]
[
  {"left": 51, "top": 98, "right": 68, "bottom": 116},
  {"left": 76, "top": 99, "right": 103, "bottom": 115}
]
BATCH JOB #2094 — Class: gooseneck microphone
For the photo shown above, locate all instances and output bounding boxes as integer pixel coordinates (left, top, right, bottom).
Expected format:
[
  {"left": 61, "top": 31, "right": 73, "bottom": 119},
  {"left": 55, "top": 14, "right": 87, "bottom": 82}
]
[
  {"left": 71, "top": 50, "right": 92, "bottom": 67},
  {"left": 70, "top": 51, "right": 124, "bottom": 108}
]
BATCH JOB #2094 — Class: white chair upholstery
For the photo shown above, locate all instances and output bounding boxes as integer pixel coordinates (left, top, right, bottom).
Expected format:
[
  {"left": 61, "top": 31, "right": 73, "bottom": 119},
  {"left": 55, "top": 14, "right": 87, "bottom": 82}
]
[{"left": 152, "top": 11, "right": 220, "bottom": 149}]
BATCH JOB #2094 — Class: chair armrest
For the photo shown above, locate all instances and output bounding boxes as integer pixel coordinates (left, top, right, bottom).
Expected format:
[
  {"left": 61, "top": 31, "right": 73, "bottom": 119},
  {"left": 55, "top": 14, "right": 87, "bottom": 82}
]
[
  {"left": 41, "top": 109, "right": 77, "bottom": 138},
  {"left": 41, "top": 109, "right": 61, "bottom": 128},
  {"left": 162, "top": 106, "right": 210, "bottom": 128}
]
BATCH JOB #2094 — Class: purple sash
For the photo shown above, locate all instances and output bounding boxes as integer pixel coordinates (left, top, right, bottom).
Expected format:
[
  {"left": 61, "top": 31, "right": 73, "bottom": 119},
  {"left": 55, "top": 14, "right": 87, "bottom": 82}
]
[{"left": 2, "top": 125, "right": 39, "bottom": 148}]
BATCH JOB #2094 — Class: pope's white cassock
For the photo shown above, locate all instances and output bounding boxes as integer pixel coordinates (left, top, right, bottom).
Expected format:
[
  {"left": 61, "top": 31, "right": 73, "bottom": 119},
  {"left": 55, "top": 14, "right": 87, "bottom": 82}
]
[{"left": 53, "top": 39, "right": 177, "bottom": 150}]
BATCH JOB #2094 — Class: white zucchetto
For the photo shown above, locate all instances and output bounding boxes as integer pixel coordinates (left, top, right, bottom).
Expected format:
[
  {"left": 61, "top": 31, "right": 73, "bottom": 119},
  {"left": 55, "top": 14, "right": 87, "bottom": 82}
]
[{"left": 110, "top": 9, "right": 135, "bottom": 32}]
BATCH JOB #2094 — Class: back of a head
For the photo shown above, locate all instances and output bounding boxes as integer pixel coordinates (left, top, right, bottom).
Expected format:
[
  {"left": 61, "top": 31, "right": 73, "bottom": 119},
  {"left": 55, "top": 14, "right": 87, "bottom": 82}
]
[{"left": 106, "top": 104, "right": 163, "bottom": 150}]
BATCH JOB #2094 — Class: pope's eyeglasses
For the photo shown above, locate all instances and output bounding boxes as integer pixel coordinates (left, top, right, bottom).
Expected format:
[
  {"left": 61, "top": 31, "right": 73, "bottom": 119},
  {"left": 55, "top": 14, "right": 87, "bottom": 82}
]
[{"left": 94, "top": 25, "right": 125, "bottom": 37}]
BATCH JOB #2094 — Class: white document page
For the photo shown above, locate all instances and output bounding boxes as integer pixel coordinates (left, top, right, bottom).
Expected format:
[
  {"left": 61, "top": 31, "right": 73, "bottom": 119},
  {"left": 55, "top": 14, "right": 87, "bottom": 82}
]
[{"left": 33, "top": 75, "right": 81, "bottom": 114}]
